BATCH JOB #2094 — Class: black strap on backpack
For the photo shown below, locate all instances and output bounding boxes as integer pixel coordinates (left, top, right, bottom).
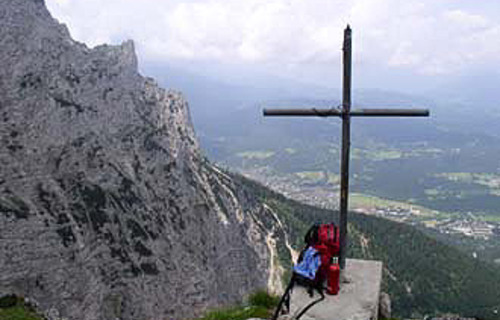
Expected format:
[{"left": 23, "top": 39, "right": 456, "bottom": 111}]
[
  {"left": 271, "top": 245, "right": 326, "bottom": 320},
  {"left": 271, "top": 274, "right": 325, "bottom": 320},
  {"left": 271, "top": 276, "right": 295, "bottom": 320},
  {"left": 304, "top": 224, "right": 319, "bottom": 246},
  {"left": 294, "top": 287, "right": 324, "bottom": 320}
]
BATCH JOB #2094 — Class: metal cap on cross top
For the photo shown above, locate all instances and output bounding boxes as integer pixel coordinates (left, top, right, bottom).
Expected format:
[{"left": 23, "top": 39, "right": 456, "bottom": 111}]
[{"left": 262, "top": 25, "right": 430, "bottom": 272}]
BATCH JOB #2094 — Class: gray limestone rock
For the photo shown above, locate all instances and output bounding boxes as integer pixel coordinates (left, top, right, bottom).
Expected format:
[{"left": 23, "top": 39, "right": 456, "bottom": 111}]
[
  {"left": 0, "top": 1, "right": 282, "bottom": 319},
  {"left": 378, "top": 292, "right": 391, "bottom": 319}
]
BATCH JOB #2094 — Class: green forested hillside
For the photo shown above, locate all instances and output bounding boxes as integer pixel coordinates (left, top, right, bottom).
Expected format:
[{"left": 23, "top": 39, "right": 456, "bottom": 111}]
[{"left": 230, "top": 173, "right": 500, "bottom": 320}]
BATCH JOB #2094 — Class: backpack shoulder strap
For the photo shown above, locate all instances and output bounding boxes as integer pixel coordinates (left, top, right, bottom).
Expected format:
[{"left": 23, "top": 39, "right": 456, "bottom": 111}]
[
  {"left": 304, "top": 224, "right": 319, "bottom": 246},
  {"left": 295, "top": 287, "right": 325, "bottom": 320},
  {"left": 271, "top": 276, "right": 296, "bottom": 320}
]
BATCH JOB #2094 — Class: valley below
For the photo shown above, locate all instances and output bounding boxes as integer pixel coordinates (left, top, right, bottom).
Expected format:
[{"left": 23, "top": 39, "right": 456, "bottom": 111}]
[
  {"left": 211, "top": 141, "right": 500, "bottom": 266},
  {"left": 237, "top": 163, "right": 500, "bottom": 264}
]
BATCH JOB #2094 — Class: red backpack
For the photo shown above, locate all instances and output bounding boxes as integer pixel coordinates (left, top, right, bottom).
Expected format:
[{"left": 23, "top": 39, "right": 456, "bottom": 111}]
[{"left": 304, "top": 223, "right": 340, "bottom": 294}]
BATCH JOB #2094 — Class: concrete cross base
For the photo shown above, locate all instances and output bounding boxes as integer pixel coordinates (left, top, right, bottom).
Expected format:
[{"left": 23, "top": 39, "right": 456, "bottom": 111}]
[{"left": 280, "top": 259, "right": 383, "bottom": 320}]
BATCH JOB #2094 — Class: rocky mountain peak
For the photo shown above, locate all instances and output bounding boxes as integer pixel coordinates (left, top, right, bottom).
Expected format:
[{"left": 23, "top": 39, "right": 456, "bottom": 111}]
[{"left": 0, "top": 1, "right": 282, "bottom": 319}]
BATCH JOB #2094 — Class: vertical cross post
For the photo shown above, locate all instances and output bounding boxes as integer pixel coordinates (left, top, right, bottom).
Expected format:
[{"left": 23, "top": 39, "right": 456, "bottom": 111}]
[{"left": 339, "top": 25, "right": 352, "bottom": 270}]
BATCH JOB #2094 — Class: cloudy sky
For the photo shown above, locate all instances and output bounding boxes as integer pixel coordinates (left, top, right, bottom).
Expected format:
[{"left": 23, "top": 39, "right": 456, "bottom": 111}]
[{"left": 45, "top": 0, "right": 500, "bottom": 93}]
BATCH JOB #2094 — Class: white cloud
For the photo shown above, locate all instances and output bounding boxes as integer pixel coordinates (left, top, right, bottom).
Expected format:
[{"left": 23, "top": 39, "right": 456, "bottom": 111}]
[
  {"left": 388, "top": 41, "right": 422, "bottom": 67},
  {"left": 444, "top": 10, "right": 489, "bottom": 29},
  {"left": 45, "top": 0, "right": 500, "bottom": 76}
]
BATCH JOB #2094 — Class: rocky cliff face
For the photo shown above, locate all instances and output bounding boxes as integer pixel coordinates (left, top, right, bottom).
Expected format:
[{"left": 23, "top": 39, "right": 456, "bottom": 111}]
[{"left": 0, "top": 1, "right": 282, "bottom": 319}]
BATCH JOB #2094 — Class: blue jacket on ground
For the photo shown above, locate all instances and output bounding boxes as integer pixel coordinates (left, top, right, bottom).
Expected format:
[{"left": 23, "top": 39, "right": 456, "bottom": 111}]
[{"left": 293, "top": 247, "right": 321, "bottom": 280}]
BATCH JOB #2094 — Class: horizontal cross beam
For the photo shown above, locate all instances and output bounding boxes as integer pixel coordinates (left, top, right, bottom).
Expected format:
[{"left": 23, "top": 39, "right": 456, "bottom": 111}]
[{"left": 263, "top": 108, "right": 430, "bottom": 117}]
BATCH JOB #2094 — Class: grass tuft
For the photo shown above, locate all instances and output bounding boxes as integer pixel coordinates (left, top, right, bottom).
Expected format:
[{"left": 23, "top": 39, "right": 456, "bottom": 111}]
[
  {"left": 248, "top": 290, "right": 280, "bottom": 309},
  {"left": 0, "top": 295, "right": 43, "bottom": 320},
  {"left": 195, "top": 290, "right": 280, "bottom": 320},
  {"left": 197, "top": 306, "right": 269, "bottom": 320}
]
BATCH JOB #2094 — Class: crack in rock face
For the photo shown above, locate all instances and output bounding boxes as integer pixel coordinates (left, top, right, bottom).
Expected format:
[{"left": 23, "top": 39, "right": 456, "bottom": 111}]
[{"left": 0, "top": 1, "right": 277, "bottom": 319}]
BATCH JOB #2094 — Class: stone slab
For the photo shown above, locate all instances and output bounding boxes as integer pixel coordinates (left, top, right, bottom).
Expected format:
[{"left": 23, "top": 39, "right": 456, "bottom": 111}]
[{"left": 281, "top": 259, "right": 383, "bottom": 320}]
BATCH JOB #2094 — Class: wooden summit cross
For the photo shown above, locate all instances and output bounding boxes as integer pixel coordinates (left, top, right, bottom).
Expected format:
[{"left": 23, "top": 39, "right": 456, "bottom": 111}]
[{"left": 263, "top": 25, "right": 429, "bottom": 271}]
